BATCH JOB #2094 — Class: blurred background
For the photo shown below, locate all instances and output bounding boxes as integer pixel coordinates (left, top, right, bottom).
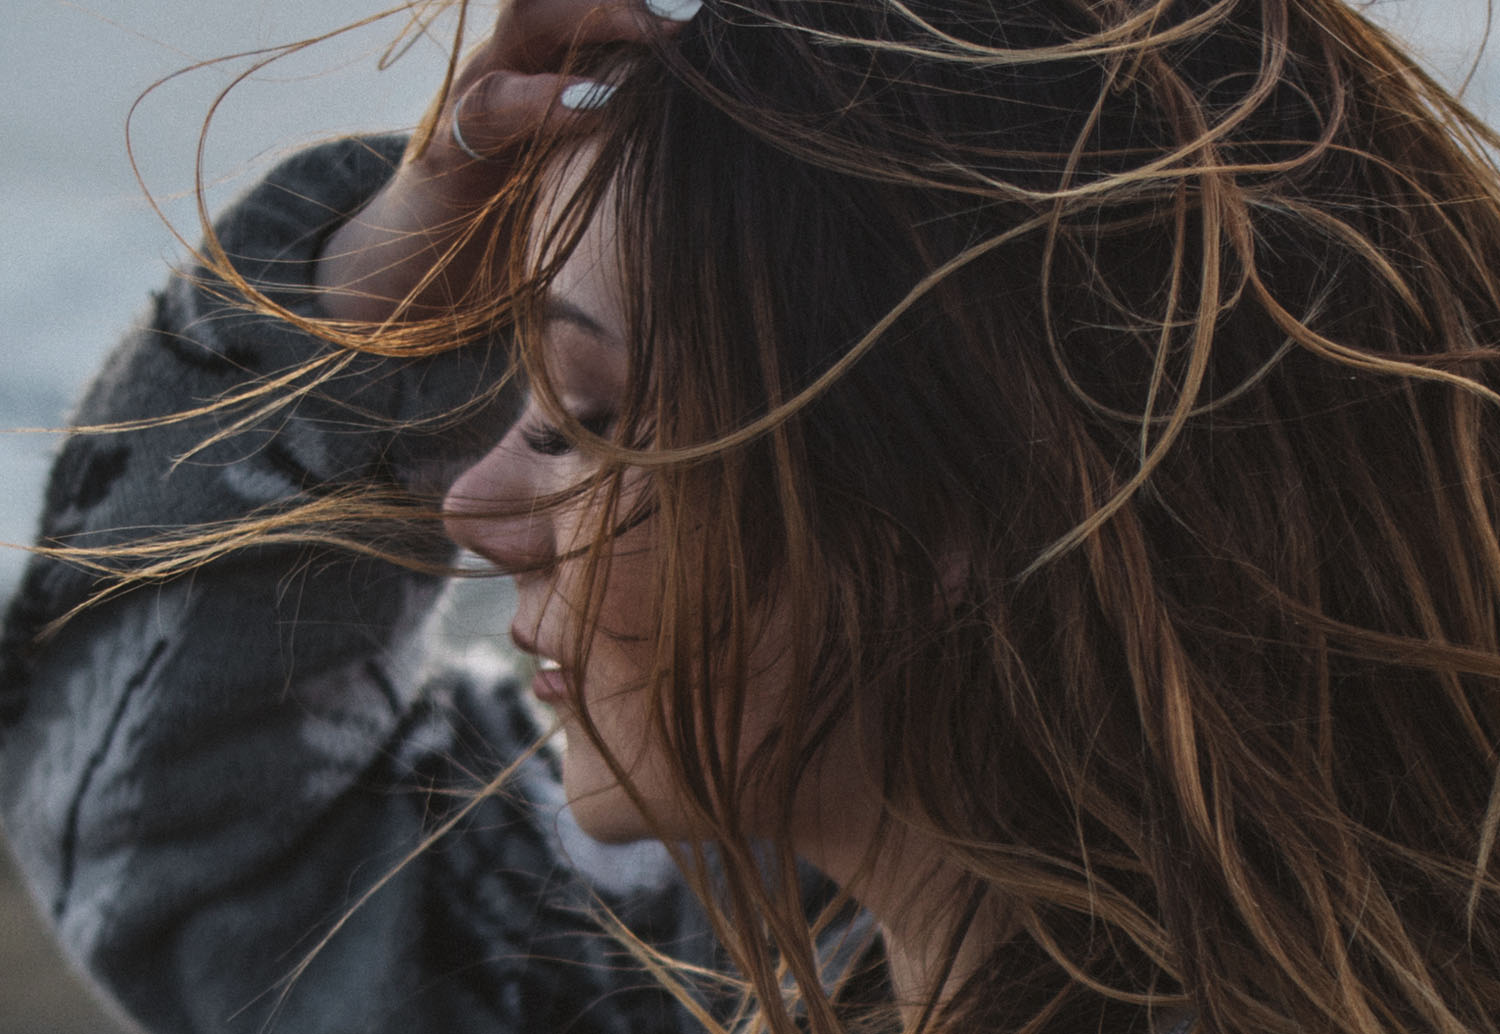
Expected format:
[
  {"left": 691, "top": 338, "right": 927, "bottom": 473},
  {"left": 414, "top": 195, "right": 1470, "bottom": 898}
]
[{"left": 2, "top": 0, "right": 1499, "bottom": 1030}]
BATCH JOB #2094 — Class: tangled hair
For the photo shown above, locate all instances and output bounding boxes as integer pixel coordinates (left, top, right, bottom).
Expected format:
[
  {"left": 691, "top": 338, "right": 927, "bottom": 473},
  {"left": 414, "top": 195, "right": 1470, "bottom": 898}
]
[
  {"left": 83, "top": 0, "right": 1500, "bottom": 1031},
  {"left": 490, "top": 1, "right": 1500, "bottom": 1032}
]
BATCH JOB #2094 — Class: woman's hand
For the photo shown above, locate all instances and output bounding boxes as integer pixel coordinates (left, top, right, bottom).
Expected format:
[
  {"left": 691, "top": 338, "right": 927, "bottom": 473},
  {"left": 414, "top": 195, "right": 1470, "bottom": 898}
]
[{"left": 315, "top": 0, "right": 700, "bottom": 323}]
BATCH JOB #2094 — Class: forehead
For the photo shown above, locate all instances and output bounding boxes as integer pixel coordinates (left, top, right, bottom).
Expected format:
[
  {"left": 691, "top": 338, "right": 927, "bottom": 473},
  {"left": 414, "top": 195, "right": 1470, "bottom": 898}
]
[
  {"left": 530, "top": 144, "right": 623, "bottom": 324},
  {"left": 528, "top": 144, "right": 627, "bottom": 392}
]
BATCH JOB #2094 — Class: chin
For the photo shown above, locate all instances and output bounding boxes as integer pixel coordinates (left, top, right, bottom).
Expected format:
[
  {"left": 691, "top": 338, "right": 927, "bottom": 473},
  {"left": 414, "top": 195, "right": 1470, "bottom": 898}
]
[
  {"left": 567, "top": 792, "right": 655, "bottom": 843},
  {"left": 562, "top": 752, "right": 658, "bottom": 844}
]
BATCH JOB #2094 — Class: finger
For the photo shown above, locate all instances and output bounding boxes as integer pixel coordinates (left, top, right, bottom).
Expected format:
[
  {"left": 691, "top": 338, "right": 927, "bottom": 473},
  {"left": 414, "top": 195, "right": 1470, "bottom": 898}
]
[
  {"left": 495, "top": 0, "right": 701, "bottom": 73},
  {"left": 449, "top": 70, "right": 617, "bottom": 163}
]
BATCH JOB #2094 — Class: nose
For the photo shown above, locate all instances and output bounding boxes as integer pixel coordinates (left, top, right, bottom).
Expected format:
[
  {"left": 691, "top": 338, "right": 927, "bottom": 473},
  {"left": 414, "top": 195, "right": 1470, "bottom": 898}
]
[{"left": 441, "top": 432, "right": 553, "bottom": 575}]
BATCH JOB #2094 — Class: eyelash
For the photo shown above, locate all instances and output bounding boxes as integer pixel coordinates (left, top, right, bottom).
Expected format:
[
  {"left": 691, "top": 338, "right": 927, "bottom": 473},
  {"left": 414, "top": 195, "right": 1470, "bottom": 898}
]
[{"left": 519, "top": 413, "right": 616, "bottom": 457}]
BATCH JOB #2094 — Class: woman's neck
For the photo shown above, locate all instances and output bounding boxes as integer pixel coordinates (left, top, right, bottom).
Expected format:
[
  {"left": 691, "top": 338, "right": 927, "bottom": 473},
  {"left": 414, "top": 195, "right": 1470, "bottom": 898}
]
[{"left": 795, "top": 784, "right": 1001, "bottom": 1024}]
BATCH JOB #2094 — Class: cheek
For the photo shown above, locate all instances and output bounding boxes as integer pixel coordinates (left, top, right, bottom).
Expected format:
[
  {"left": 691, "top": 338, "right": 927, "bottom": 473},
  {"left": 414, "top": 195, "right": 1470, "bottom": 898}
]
[
  {"left": 563, "top": 636, "right": 714, "bottom": 842},
  {"left": 577, "top": 531, "right": 663, "bottom": 751},
  {"left": 551, "top": 517, "right": 681, "bottom": 838},
  {"left": 557, "top": 506, "right": 660, "bottom": 662},
  {"left": 556, "top": 515, "right": 852, "bottom": 842}
]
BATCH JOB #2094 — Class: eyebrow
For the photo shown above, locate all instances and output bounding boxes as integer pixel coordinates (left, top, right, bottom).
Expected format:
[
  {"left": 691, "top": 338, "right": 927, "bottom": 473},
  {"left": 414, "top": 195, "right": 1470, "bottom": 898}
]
[{"left": 541, "top": 295, "right": 616, "bottom": 343}]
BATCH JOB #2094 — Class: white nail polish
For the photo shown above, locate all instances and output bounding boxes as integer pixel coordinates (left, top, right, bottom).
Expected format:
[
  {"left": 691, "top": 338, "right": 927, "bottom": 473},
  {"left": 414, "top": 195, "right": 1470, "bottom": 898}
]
[
  {"left": 646, "top": 0, "right": 703, "bottom": 21},
  {"left": 559, "top": 80, "right": 618, "bottom": 111}
]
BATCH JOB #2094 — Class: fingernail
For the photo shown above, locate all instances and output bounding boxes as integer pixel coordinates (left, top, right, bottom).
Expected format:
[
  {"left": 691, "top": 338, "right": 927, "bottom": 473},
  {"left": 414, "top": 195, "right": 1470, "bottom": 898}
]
[
  {"left": 559, "top": 80, "right": 618, "bottom": 111},
  {"left": 646, "top": 0, "right": 703, "bottom": 21}
]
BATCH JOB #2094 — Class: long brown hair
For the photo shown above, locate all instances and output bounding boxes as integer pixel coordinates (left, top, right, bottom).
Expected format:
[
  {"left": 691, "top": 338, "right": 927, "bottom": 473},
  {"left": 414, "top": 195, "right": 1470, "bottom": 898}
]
[
  {"left": 51, "top": 0, "right": 1500, "bottom": 1031},
  {"left": 498, "top": 2, "right": 1500, "bottom": 1032}
]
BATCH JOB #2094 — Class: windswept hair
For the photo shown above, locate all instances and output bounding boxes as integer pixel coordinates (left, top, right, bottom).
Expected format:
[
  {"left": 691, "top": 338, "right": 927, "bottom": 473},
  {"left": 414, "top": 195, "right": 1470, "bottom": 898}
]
[
  {"left": 65, "top": 0, "right": 1500, "bottom": 1032},
  {"left": 509, "top": 2, "right": 1500, "bottom": 1033}
]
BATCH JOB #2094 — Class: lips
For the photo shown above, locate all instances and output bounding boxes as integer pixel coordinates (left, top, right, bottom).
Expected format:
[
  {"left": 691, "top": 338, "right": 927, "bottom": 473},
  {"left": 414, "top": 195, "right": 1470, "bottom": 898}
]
[
  {"left": 510, "top": 621, "right": 573, "bottom": 705},
  {"left": 530, "top": 655, "right": 571, "bottom": 705}
]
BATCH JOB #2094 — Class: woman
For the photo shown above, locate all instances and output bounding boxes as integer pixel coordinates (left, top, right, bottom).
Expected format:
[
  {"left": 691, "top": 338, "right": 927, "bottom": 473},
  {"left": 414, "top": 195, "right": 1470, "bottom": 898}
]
[{"left": 5, "top": 0, "right": 1500, "bottom": 1032}]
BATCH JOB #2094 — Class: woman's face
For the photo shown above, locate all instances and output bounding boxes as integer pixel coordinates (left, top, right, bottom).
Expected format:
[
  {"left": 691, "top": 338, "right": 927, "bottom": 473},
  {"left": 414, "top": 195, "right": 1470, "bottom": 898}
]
[
  {"left": 442, "top": 164, "right": 677, "bottom": 842},
  {"left": 442, "top": 153, "right": 874, "bottom": 854}
]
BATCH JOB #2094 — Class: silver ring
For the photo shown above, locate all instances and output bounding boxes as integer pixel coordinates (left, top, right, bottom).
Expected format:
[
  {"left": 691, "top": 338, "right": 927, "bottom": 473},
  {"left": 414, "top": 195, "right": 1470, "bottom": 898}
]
[{"left": 451, "top": 100, "right": 488, "bottom": 163}]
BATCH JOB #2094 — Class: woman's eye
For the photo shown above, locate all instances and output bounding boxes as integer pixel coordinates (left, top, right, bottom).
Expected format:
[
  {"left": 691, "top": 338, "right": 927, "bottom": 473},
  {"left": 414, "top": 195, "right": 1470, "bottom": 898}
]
[
  {"left": 519, "top": 413, "right": 615, "bottom": 457},
  {"left": 520, "top": 422, "right": 571, "bottom": 456}
]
